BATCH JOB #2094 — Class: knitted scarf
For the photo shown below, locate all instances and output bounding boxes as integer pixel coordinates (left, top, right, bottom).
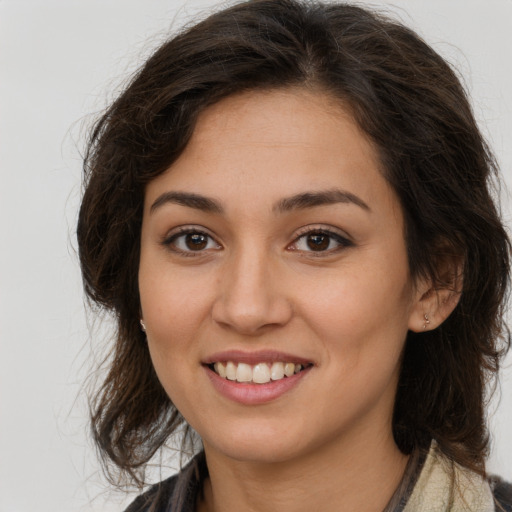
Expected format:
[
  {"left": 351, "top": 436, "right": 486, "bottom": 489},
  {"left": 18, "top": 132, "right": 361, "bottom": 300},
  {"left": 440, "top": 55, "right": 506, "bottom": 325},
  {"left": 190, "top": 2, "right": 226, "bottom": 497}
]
[{"left": 403, "top": 443, "right": 495, "bottom": 512}]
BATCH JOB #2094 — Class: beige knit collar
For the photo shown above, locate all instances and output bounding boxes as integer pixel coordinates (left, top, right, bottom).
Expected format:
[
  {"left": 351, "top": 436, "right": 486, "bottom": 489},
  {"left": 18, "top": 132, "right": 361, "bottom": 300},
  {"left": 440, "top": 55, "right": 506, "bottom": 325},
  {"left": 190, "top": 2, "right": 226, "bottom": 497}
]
[{"left": 403, "top": 442, "right": 494, "bottom": 512}]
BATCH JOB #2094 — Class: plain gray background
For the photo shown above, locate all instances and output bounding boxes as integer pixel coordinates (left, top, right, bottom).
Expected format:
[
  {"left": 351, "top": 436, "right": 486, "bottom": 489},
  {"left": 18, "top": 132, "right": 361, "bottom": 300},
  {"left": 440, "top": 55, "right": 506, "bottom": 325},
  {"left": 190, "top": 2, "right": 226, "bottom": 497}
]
[{"left": 1, "top": 1, "right": 511, "bottom": 510}]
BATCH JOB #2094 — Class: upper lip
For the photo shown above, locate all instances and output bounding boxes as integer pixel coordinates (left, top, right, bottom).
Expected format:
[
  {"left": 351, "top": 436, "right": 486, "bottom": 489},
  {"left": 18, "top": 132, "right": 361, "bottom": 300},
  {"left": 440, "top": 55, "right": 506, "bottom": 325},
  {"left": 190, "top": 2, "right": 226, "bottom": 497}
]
[{"left": 202, "top": 350, "right": 313, "bottom": 366}]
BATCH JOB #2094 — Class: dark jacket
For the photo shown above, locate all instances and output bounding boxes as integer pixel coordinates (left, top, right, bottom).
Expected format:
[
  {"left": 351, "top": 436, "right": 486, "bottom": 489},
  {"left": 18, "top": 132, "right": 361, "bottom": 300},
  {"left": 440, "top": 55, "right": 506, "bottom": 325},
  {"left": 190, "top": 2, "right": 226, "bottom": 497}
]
[{"left": 125, "top": 454, "right": 512, "bottom": 512}]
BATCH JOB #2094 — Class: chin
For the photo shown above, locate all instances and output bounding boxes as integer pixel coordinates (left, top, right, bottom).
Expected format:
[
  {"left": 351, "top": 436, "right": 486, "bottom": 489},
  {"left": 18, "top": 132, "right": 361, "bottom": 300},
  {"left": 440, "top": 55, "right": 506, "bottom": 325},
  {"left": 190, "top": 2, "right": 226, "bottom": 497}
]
[
  {"left": 209, "top": 441, "right": 303, "bottom": 465},
  {"left": 201, "top": 423, "right": 311, "bottom": 465}
]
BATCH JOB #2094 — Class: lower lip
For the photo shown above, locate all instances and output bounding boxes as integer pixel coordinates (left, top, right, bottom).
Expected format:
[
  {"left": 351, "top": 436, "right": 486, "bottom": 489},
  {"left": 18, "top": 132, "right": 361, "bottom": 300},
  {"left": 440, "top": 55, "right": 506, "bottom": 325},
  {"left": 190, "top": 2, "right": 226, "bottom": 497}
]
[{"left": 204, "top": 366, "right": 312, "bottom": 405}]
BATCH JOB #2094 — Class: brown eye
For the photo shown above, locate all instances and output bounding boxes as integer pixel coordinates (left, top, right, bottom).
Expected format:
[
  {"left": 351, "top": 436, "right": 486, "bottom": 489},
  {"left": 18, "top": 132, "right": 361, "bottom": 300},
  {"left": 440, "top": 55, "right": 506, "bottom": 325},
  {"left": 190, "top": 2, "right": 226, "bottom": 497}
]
[
  {"left": 306, "top": 233, "right": 330, "bottom": 251},
  {"left": 290, "top": 228, "right": 353, "bottom": 254},
  {"left": 186, "top": 233, "right": 208, "bottom": 250},
  {"left": 164, "top": 229, "right": 221, "bottom": 254}
]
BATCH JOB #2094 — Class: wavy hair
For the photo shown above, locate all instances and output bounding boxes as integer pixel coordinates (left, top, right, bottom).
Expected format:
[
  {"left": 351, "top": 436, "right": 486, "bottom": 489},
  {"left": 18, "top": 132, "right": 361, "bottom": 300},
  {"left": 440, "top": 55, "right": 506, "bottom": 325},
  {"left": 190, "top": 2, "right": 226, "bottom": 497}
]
[{"left": 77, "top": 0, "right": 510, "bottom": 486}]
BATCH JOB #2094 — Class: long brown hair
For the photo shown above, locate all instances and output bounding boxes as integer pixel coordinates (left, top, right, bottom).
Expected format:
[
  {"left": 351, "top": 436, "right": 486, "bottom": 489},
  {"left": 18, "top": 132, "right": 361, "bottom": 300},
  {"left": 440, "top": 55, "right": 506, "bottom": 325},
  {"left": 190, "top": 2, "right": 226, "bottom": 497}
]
[{"left": 77, "top": 0, "right": 510, "bottom": 487}]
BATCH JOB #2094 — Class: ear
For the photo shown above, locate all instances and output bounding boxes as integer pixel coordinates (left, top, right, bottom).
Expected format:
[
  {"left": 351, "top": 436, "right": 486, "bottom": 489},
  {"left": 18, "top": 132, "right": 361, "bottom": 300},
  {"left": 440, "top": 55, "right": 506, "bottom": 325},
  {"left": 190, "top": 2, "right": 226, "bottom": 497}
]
[{"left": 408, "top": 258, "right": 463, "bottom": 333}]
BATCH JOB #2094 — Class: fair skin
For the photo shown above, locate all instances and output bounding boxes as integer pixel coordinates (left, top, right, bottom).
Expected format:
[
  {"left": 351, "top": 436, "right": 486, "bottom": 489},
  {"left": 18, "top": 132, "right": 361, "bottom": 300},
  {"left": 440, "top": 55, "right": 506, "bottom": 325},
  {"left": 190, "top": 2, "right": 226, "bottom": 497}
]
[{"left": 139, "top": 88, "right": 456, "bottom": 512}]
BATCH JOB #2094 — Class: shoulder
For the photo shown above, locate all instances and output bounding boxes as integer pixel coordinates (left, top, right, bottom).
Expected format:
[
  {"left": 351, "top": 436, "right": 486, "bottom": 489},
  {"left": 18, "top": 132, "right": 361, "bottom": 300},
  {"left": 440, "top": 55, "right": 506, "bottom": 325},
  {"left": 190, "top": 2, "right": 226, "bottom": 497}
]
[
  {"left": 489, "top": 475, "right": 512, "bottom": 512},
  {"left": 124, "top": 474, "right": 179, "bottom": 512}
]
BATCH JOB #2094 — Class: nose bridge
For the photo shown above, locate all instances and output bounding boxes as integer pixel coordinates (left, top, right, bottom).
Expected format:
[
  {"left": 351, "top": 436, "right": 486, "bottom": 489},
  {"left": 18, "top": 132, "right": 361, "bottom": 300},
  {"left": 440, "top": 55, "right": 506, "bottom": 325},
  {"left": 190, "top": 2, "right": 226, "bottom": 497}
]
[{"left": 212, "top": 239, "right": 291, "bottom": 333}]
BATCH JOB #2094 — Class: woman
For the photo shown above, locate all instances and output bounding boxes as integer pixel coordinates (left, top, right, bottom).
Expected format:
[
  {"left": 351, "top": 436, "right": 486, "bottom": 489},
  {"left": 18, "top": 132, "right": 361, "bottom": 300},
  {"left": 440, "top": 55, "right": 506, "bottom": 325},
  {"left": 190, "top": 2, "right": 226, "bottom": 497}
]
[{"left": 77, "top": 1, "right": 512, "bottom": 510}]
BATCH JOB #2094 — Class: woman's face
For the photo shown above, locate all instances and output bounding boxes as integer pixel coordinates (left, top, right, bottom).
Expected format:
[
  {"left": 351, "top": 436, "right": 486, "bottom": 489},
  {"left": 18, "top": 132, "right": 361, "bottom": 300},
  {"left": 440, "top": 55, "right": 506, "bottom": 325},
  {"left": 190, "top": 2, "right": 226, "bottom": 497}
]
[{"left": 139, "top": 89, "right": 424, "bottom": 464}]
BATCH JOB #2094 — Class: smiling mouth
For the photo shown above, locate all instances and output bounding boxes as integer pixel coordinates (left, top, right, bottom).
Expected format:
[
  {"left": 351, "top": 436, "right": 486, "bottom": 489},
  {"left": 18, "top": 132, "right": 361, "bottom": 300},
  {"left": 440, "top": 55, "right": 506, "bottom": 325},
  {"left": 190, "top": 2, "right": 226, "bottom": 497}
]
[{"left": 208, "top": 361, "right": 312, "bottom": 384}]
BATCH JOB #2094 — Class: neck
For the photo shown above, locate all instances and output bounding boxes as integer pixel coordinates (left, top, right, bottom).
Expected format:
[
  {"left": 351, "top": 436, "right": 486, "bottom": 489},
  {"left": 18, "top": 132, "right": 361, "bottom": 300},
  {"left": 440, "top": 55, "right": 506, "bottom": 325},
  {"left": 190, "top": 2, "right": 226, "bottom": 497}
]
[{"left": 198, "top": 428, "right": 409, "bottom": 512}]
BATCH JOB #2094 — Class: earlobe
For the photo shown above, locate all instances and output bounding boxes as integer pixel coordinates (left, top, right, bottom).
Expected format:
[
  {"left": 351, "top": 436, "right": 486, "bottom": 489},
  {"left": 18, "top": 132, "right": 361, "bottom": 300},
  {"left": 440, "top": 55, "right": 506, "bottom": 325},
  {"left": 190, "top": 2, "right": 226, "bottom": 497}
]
[
  {"left": 408, "top": 272, "right": 462, "bottom": 333},
  {"left": 408, "top": 246, "right": 464, "bottom": 333}
]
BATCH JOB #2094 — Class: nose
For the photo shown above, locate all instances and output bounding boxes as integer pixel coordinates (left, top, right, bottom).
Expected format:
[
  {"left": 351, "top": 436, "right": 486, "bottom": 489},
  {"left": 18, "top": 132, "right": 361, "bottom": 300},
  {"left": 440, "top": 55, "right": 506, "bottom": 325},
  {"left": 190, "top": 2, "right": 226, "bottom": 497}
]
[{"left": 211, "top": 246, "right": 293, "bottom": 335}]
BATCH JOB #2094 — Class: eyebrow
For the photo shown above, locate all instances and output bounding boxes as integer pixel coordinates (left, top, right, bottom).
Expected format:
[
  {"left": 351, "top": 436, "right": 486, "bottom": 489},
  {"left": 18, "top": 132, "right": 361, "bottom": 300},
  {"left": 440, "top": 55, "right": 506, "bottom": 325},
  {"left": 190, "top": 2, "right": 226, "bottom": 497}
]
[
  {"left": 273, "top": 189, "right": 370, "bottom": 213},
  {"left": 150, "top": 191, "right": 224, "bottom": 214},
  {"left": 150, "top": 188, "right": 370, "bottom": 215}
]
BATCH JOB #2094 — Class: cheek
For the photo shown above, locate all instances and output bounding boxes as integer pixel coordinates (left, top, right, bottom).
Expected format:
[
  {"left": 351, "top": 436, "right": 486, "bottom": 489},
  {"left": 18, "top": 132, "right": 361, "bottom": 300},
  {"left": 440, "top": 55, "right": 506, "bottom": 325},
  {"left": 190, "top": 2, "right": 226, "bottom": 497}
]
[
  {"left": 297, "top": 271, "right": 411, "bottom": 329},
  {"left": 294, "top": 255, "right": 413, "bottom": 361},
  {"left": 301, "top": 270, "right": 411, "bottom": 415},
  {"left": 138, "top": 267, "right": 219, "bottom": 413},
  {"left": 139, "top": 272, "right": 206, "bottom": 408},
  {"left": 139, "top": 264, "right": 214, "bottom": 342}
]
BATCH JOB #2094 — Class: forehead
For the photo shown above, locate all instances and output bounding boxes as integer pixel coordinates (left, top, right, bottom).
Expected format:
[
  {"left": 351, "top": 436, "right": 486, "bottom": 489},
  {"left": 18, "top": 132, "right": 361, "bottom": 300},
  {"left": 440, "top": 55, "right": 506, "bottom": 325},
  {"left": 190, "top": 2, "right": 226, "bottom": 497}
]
[
  {"left": 144, "top": 88, "right": 401, "bottom": 221},
  {"left": 189, "top": 88, "right": 375, "bottom": 167}
]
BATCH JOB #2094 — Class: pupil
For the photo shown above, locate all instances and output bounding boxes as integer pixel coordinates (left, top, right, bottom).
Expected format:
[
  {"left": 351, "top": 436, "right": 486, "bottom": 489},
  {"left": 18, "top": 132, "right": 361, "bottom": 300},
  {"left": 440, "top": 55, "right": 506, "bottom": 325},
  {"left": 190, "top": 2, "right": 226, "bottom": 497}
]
[
  {"left": 186, "top": 233, "right": 207, "bottom": 250},
  {"left": 307, "top": 234, "right": 329, "bottom": 251}
]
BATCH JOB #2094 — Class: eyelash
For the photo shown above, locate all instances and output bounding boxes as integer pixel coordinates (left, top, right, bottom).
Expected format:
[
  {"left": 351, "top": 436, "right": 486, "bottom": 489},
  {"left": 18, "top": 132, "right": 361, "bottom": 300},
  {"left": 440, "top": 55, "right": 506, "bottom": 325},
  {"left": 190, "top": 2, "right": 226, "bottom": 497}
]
[
  {"left": 289, "top": 227, "right": 354, "bottom": 256},
  {"left": 162, "top": 226, "right": 353, "bottom": 257},
  {"left": 162, "top": 227, "right": 221, "bottom": 257}
]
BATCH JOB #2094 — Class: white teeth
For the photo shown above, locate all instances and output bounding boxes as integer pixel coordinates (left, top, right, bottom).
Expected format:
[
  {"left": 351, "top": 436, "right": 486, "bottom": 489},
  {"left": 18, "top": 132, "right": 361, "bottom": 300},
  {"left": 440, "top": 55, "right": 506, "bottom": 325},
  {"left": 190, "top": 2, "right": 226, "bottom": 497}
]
[
  {"left": 214, "top": 362, "right": 227, "bottom": 378},
  {"left": 226, "top": 361, "right": 237, "bottom": 381},
  {"left": 236, "top": 363, "right": 252, "bottom": 382},
  {"left": 270, "top": 362, "right": 285, "bottom": 380},
  {"left": 212, "top": 360, "right": 307, "bottom": 383},
  {"left": 252, "top": 363, "right": 271, "bottom": 384},
  {"left": 284, "top": 362, "right": 295, "bottom": 377}
]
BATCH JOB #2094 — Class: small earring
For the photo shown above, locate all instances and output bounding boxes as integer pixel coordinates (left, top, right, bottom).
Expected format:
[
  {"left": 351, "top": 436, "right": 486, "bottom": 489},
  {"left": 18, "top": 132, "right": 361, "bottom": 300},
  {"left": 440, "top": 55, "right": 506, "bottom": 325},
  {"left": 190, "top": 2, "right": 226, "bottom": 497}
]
[
  {"left": 423, "top": 314, "right": 430, "bottom": 330},
  {"left": 140, "top": 319, "right": 146, "bottom": 332}
]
